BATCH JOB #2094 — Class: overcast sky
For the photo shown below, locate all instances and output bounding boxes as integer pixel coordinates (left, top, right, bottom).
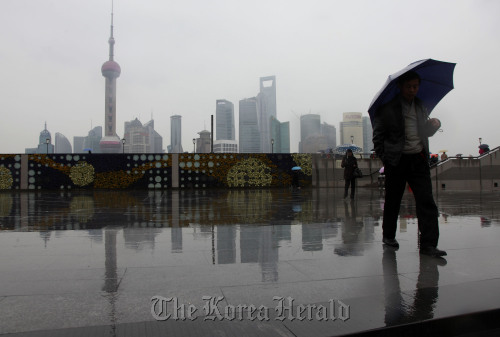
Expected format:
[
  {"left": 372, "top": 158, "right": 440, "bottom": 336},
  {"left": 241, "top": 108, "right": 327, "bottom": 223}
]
[{"left": 1, "top": 0, "right": 499, "bottom": 155}]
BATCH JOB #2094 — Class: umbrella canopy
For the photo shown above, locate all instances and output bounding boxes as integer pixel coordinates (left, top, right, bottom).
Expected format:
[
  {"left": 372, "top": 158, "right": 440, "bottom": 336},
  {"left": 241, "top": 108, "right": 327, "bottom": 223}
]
[
  {"left": 291, "top": 166, "right": 302, "bottom": 171},
  {"left": 368, "top": 59, "right": 456, "bottom": 123},
  {"left": 479, "top": 144, "right": 490, "bottom": 149},
  {"left": 439, "top": 149, "right": 448, "bottom": 153},
  {"left": 334, "top": 144, "right": 362, "bottom": 154}
]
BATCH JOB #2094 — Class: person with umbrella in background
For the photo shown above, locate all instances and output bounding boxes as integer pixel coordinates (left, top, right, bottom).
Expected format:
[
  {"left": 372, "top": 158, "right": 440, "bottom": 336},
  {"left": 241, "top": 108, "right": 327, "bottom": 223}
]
[
  {"left": 479, "top": 144, "right": 490, "bottom": 155},
  {"left": 291, "top": 166, "right": 301, "bottom": 189},
  {"left": 371, "top": 61, "right": 454, "bottom": 258},
  {"left": 341, "top": 149, "right": 358, "bottom": 199}
]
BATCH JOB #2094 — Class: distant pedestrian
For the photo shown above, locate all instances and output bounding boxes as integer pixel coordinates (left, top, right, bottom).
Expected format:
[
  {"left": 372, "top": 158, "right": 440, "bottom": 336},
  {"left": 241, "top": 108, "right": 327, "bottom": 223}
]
[
  {"left": 479, "top": 146, "right": 489, "bottom": 155},
  {"left": 429, "top": 154, "right": 438, "bottom": 166},
  {"left": 341, "top": 149, "right": 358, "bottom": 199},
  {"left": 440, "top": 152, "right": 448, "bottom": 161},
  {"left": 291, "top": 167, "right": 301, "bottom": 189}
]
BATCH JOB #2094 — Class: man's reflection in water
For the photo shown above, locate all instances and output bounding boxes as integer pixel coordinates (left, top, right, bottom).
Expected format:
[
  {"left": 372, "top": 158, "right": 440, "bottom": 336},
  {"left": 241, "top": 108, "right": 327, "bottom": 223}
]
[
  {"left": 334, "top": 200, "right": 364, "bottom": 256},
  {"left": 383, "top": 247, "right": 446, "bottom": 326}
]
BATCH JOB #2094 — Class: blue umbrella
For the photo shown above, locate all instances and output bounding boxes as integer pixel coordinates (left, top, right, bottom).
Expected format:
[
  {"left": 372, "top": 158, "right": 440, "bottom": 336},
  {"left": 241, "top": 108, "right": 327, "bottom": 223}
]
[
  {"left": 291, "top": 166, "right": 302, "bottom": 171},
  {"left": 368, "top": 59, "right": 456, "bottom": 123},
  {"left": 334, "top": 144, "right": 362, "bottom": 154}
]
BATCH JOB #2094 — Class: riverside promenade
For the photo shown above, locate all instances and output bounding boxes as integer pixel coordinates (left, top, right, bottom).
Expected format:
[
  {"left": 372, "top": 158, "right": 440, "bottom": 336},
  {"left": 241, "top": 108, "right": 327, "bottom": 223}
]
[{"left": 1, "top": 188, "right": 500, "bottom": 336}]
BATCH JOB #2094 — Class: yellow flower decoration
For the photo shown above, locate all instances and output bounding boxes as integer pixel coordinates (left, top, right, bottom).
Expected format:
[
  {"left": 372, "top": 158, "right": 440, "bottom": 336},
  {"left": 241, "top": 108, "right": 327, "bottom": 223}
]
[
  {"left": 0, "top": 166, "right": 13, "bottom": 189},
  {"left": 94, "top": 170, "right": 140, "bottom": 189},
  {"left": 227, "top": 158, "right": 272, "bottom": 187},
  {"left": 69, "top": 161, "right": 95, "bottom": 187}
]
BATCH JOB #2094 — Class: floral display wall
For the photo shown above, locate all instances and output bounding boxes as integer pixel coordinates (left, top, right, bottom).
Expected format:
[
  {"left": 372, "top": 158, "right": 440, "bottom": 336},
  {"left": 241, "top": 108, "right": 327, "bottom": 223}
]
[
  {"left": 0, "top": 153, "right": 311, "bottom": 190},
  {"left": 178, "top": 153, "right": 311, "bottom": 188},
  {"left": 0, "top": 155, "right": 21, "bottom": 190}
]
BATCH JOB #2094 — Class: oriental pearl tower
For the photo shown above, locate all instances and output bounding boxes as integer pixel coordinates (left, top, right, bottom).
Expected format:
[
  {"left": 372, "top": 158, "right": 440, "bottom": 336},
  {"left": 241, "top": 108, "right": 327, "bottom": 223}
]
[{"left": 99, "top": 3, "right": 122, "bottom": 153}]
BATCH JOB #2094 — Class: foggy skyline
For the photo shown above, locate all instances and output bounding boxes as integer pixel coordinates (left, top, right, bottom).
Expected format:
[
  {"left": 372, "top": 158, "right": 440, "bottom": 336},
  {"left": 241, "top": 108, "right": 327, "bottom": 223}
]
[{"left": 1, "top": 0, "right": 499, "bottom": 155}]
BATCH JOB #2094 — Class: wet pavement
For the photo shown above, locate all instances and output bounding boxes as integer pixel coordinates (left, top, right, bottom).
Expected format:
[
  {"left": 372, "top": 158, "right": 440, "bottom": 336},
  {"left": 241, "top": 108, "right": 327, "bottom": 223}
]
[{"left": 1, "top": 188, "right": 500, "bottom": 336}]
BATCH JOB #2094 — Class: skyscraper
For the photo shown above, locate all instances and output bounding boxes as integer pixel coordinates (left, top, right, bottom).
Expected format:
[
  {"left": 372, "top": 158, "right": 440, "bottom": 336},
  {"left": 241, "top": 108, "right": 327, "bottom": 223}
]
[
  {"left": 258, "top": 76, "right": 277, "bottom": 153},
  {"left": 123, "top": 118, "right": 163, "bottom": 153},
  {"left": 83, "top": 126, "right": 103, "bottom": 153},
  {"left": 299, "top": 114, "right": 321, "bottom": 153},
  {"left": 339, "top": 112, "right": 363, "bottom": 148},
  {"left": 280, "top": 122, "right": 290, "bottom": 153},
  {"left": 25, "top": 123, "right": 54, "bottom": 154},
  {"left": 196, "top": 130, "right": 211, "bottom": 153},
  {"left": 239, "top": 97, "right": 260, "bottom": 153},
  {"left": 213, "top": 140, "right": 238, "bottom": 153},
  {"left": 362, "top": 116, "right": 373, "bottom": 155},
  {"left": 270, "top": 116, "right": 290, "bottom": 153},
  {"left": 215, "top": 100, "right": 235, "bottom": 141},
  {"left": 321, "top": 122, "right": 337, "bottom": 150},
  {"left": 36, "top": 123, "right": 53, "bottom": 154},
  {"left": 144, "top": 120, "right": 164, "bottom": 153},
  {"left": 73, "top": 136, "right": 85, "bottom": 153},
  {"left": 55, "top": 133, "right": 72, "bottom": 153},
  {"left": 170, "top": 115, "right": 183, "bottom": 153},
  {"left": 99, "top": 5, "right": 122, "bottom": 153}
]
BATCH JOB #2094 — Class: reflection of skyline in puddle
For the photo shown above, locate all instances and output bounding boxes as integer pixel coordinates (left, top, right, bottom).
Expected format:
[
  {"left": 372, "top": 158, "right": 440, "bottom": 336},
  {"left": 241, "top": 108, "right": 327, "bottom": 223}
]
[
  {"left": 1, "top": 190, "right": 499, "bottom": 334},
  {"left": 1, "top": 191, "right": 499, "bottom": 261}
]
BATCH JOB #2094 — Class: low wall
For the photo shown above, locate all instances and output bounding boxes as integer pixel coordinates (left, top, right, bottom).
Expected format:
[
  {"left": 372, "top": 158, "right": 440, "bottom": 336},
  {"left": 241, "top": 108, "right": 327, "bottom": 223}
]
[
  {"left": 310, "top": 148, "right": 500, "bottom": 192},
  {"left": 1, "top": 149, "right": 498, "bottom": 191},
  {"left": 311, "top": 154, "right": 383, "bottom": 188},
  {"left": 0, "top": 153, "right": 312, "bottom": 190},
  {"left": 431, "top": 148, "right": 500, "bottom": 192}
]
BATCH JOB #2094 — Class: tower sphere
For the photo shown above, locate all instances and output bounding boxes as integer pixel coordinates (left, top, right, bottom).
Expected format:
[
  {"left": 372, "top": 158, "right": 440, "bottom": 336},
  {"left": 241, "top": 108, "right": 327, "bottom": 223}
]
[{"left": 101, "top": 60, "right": 121, "bottom": 78}]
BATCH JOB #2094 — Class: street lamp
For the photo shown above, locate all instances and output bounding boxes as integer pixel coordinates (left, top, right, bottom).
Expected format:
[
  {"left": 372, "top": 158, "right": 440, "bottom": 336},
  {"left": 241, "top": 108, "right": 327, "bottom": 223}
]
[
  {"left": 45, "top": 138, "right": 50, "bottom": 155},
  {"left": 121, "top": 138, "right": 125, "bottom": 154},
  {"left": 271, "top": 139, "right": 274, "bottom": 153},
  {"left": 479, "top": 137, "right": 482, "bottom": 145},
  {"left": 193, "top": 138, "right": 196, "bottom": 153},
  {"left": 350, "top": 135, "right": 354, "bottom": 144}
]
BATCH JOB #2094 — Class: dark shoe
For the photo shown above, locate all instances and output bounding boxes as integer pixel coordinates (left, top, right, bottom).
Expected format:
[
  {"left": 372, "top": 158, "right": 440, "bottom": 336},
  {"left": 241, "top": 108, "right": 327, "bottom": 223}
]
[
  {"left": 420, "top": 246, "right": 447, "bottom": 257},
  {"left": 382, "top": 237, "right": 399, "bottom": 248}
]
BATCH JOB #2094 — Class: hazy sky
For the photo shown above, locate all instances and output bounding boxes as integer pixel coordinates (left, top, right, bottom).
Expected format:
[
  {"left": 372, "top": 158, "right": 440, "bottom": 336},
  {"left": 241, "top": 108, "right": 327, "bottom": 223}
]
[{"left": 1, "top": 0, "right": 499, "bottom": 155}]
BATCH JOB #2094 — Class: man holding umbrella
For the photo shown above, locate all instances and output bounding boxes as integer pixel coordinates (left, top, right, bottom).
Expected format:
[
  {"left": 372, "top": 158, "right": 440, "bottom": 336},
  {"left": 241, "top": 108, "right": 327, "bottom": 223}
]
[{"left": 372, "top": 70, "right": 447, "bottom": 257}]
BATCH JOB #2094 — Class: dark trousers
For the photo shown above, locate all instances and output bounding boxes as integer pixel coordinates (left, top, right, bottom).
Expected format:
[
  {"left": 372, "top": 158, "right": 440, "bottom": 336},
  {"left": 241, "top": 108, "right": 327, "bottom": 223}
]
[
  {"left": 344, "top": 178, "right": 355, "bottom": 198},
  {"left": 383, "top": 153, "right": 439, "bottom": 248}
]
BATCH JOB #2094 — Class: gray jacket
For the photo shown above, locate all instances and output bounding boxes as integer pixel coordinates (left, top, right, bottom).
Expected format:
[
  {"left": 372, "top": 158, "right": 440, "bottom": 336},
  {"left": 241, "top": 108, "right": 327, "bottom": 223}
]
[{"left": 372, "top": 96, "right": 437, "bottom": 166}]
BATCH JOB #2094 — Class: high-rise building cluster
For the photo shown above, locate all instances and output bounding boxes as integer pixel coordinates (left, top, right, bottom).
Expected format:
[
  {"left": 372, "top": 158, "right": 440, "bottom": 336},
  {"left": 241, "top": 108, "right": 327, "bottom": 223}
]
[
  {"left": 23, "top": 6, "right": 373, "bottom": 155},
  {"left": 208, "top": 76, "right": 290, "bottom": 154}
]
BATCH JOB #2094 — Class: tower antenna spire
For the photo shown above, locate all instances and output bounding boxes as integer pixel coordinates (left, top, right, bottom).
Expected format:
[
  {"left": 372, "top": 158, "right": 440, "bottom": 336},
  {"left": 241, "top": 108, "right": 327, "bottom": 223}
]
[
  {"left": 108, "top": 0, "right": 115, "bottom": 61},
  {"left": 111, "top": 0, "right": 114, "bottom": 32}
]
